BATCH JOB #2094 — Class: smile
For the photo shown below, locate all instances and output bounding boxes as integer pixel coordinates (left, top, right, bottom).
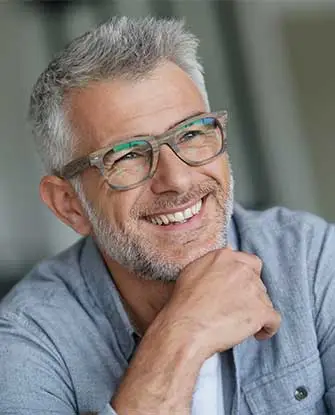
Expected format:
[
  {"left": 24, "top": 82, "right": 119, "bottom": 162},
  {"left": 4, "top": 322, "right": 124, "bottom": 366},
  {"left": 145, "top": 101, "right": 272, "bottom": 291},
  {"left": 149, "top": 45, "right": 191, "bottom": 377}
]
[{"left": 147, "top": 199, "right": 203, "bottom": 226}]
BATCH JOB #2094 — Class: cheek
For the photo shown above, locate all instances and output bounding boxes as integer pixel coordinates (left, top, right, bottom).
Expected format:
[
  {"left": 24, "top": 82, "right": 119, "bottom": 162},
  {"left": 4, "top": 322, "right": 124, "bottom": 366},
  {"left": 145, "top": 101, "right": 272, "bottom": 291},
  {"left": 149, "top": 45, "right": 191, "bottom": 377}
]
[
  {"left": 80, "top": 173, "right": 135, "bottom": 225},
  {"left": 203, "top": 155, "right": 231, "bottom": 184},
  {"left": 101, "top": 189, "right": 143, "bottom": 228}
]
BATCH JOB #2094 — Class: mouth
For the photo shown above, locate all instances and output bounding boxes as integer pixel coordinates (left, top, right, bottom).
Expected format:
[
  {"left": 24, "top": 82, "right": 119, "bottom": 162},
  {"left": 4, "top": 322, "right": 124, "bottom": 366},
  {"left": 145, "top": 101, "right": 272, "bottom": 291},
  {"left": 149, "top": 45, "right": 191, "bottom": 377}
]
[{"left": 143, "top": 196, "right": 207, "bottom": 230}]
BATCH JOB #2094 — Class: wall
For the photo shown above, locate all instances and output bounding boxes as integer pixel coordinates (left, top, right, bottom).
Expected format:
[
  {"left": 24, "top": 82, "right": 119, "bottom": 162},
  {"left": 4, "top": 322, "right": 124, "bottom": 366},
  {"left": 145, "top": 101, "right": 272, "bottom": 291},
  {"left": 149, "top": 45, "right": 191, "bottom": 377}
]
[{"left": 0, "top": 0, "right": 334, "bottom": 294}]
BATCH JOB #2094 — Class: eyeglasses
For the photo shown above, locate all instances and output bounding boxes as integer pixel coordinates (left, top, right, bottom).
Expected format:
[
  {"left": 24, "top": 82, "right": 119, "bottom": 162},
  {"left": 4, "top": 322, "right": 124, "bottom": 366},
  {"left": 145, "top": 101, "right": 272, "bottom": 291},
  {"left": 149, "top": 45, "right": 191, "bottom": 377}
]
[{"left": 59, "top": 111, "right": 228, "bottom": 191}]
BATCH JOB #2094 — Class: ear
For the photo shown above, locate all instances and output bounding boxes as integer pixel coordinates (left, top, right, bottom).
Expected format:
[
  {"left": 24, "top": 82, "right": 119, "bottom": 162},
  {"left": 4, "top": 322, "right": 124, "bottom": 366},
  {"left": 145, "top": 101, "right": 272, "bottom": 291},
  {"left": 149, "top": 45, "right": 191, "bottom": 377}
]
[{"left": 39, "top": 175, "right": 92, "bottom": 236}]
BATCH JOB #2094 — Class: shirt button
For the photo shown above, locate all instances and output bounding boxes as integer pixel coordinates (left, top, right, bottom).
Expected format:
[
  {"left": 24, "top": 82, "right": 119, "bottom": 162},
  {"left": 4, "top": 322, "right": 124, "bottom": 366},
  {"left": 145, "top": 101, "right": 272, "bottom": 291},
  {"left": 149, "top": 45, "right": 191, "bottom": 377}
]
[{"left": 294, "top": 386, "right": 308, "bottom": 401}]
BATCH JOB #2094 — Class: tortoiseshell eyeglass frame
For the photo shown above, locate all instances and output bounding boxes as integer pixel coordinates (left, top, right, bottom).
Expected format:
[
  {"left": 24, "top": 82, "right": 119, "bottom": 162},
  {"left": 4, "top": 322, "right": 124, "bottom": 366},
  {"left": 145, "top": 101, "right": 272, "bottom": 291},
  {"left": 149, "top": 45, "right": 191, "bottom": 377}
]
[{"left": 58, "top": 110, "right": 228, "bottom": 191}]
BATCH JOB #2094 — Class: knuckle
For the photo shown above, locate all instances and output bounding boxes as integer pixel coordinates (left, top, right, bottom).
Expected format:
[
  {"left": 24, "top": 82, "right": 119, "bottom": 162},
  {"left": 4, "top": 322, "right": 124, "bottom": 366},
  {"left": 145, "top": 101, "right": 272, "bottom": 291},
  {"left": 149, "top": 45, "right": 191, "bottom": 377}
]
[
  {"left": 237, "top": 261, "right": 259, "bottom": 281},
  {"left": 267, "top": 307, "right": 281, "bottom": 326},
  {"left": 234, "top": 252, "right": 262, "bottom": 274},
  {"left": 248, "top": 254, "right": 263, "bottom": 271},
  {"left": 238, "top": 261, "right": 251, "bottom": 273},
  {"left": 254, "top": 255, "right": 263, "bottom": 268}
]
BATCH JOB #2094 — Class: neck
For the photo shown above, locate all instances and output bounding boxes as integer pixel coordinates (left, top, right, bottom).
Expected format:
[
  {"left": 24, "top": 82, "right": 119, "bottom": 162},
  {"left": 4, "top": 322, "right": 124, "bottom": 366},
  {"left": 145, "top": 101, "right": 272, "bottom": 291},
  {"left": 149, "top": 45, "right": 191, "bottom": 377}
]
[{"left": 102, "top": 253, "right": 175, "bottom": 336}]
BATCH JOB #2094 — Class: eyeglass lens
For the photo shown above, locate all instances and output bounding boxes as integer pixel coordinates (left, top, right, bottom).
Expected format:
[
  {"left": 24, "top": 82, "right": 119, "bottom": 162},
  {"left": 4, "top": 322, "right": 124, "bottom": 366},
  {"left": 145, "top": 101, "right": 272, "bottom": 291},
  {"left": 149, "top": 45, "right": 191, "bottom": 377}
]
[{"left": 102, "top": 117, "right": 223, "bottom": 188}]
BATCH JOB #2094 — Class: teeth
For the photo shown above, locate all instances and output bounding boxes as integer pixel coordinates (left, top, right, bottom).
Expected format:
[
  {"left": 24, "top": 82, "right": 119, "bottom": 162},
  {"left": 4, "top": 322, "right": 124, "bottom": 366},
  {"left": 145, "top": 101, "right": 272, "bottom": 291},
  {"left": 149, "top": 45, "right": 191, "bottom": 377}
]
[
  {"left": 174, "top": 212, "right": 185, "bottom": 222},
  {"left": 160, "top": 215, "right": 169, "bottom": 225},
  {"left": 184, "top": 208, "right": 193, "bottom": 219},
  {"left": 167, "top": 213, "right": 176, "bottom": 222},
  {"left": 148, "top": 199, "right": 203, "bottom": 226}
]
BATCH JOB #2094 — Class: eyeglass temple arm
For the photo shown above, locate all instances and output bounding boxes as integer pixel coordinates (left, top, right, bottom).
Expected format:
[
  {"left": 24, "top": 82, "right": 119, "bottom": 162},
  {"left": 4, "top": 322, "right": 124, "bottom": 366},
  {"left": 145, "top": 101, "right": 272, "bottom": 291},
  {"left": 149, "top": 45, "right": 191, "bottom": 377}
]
[
  {"left": 218, "top": 111, "right": 228, "bottom": 128},
  {"left": 60, "top": 157, "right": 91, "bottom": 179}
]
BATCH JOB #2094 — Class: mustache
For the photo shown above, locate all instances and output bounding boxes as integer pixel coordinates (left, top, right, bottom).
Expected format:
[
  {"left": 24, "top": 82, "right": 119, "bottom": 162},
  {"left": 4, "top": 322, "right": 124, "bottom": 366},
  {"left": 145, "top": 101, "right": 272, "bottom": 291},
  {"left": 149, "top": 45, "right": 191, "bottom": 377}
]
[{"left": 133, "top": 179, "right": 223, "bottom": 217}]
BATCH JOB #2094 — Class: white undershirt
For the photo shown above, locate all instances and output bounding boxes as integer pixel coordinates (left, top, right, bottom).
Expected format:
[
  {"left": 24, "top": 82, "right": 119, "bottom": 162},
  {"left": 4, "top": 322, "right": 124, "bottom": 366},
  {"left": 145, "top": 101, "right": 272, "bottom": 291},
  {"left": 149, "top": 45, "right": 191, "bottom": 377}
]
[{"left": 191, "top": 352, "right": 224, "bottom": 415}]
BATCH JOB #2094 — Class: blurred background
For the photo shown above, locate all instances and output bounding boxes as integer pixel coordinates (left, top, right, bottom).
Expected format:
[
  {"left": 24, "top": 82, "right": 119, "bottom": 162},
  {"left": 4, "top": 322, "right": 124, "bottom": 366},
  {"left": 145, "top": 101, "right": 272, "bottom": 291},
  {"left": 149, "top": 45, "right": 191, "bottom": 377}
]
[{"left": 0, "top": 0, "right": 334, "bottom": 297}]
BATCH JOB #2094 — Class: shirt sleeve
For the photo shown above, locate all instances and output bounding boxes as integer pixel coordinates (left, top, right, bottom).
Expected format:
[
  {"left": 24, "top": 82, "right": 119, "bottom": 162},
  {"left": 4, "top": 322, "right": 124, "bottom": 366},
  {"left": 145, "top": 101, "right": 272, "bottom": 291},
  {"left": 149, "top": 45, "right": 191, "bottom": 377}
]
[{"left": 312, "top": 223, "right": 335, "bottom": 412}]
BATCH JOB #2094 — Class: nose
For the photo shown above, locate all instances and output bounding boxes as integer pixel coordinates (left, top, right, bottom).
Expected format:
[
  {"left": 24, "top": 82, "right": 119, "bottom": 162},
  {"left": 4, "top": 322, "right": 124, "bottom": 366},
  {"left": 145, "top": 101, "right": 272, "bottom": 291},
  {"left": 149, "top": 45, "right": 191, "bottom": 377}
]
[{"left": 149, "top": 145, "right": 193, "bottom": 195}]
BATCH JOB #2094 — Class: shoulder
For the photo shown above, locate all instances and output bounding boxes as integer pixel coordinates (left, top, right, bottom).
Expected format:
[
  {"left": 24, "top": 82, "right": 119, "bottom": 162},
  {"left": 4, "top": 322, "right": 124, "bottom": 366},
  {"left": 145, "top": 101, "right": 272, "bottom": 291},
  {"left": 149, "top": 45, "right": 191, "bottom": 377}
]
[
  {"left": 232, "top": 203, "right": 335, "bottom": 290},
  {"left": 0, "top": 236, "right": 114, "bottom": 382},
  {"left": 0, "top": 237, "right": 127, "bottom": 411},
  {"left": 233, "top": 203, "right": 330, "bottom": 236},
  {"left": 0, "top": 237, "right": 89, "bottom": 323},
  {"left": 233, "top": 205, "right": 335, "bottom": 319},
  {"left": 0, "top": 238, "right": 97, "bottom": 414},
  {"left": 232, "top": 204, "right": 333, "bottom": 256}
]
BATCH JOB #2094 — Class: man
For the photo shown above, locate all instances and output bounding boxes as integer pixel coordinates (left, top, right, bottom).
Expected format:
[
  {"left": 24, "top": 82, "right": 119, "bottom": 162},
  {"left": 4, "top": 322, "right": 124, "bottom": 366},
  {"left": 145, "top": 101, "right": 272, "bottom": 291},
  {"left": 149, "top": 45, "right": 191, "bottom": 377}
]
[{"left": 0, "top": 16, "right": 334, "bottom": 415}]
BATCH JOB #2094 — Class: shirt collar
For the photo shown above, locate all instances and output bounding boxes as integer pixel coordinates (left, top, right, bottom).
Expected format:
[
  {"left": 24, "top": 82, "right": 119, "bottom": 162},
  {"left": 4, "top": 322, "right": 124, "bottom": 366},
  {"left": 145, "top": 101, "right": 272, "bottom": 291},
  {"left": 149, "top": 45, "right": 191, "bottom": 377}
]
[
  {"left": 80, "top": 236, "right": 136, "bottom": 361},
  {"left": 228, "top": 211, "right": 239, "bottom": 251}
]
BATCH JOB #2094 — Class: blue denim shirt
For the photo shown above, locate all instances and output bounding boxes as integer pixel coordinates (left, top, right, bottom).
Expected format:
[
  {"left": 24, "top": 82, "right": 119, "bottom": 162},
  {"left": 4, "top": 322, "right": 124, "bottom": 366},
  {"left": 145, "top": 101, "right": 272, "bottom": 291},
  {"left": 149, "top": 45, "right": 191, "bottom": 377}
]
[{"left": 0, "top": 204, "right": 334, "bottom": 414}]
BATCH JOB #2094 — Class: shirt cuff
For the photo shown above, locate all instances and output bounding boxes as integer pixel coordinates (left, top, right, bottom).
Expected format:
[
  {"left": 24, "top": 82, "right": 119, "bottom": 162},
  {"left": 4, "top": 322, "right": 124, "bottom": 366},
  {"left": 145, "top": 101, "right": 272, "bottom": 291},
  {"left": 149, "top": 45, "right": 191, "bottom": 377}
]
[{"left": 99, "top": 403, "right": 119, "bottom": 415}]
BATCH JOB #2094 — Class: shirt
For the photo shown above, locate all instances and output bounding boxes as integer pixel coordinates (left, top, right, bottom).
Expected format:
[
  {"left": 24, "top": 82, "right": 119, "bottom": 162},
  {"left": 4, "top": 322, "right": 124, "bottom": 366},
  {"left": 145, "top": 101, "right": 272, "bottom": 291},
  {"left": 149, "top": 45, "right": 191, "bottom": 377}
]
[{"left": 0, "top": 203, "right": 334, "bottom": 414}]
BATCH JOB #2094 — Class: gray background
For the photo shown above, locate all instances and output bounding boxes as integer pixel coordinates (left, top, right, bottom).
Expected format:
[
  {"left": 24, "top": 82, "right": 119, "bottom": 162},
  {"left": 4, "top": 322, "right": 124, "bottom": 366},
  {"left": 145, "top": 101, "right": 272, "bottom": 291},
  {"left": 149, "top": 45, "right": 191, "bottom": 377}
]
[{"left": 0, "top": 0, "right": 334, "bottom": 295}]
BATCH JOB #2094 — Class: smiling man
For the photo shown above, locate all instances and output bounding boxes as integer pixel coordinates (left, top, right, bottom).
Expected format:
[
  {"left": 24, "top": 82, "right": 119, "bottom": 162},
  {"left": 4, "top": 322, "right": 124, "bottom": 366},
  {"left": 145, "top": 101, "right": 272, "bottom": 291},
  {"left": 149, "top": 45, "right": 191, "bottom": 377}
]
[
  {"left": 63, "top": 61, "right": 233, "bottom": 283},
  {"left": 0, "top": 16, "right": 334, "bottom": 415}
]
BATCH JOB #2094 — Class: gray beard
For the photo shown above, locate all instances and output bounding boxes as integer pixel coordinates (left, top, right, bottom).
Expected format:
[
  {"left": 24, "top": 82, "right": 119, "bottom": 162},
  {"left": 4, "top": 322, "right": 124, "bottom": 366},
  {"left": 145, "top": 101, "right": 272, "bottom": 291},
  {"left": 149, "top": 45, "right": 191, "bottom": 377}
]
[{"left": 75, "top": 167, "right": 234, "bottom": 282}]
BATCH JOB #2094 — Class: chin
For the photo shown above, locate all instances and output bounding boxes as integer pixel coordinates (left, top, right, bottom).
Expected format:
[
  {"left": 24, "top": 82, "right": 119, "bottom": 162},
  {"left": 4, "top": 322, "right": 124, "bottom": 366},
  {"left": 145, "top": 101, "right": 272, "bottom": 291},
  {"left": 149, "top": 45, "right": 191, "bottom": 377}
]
[{"left": 160, "top": 235, "right": 224, "bottom": 269}]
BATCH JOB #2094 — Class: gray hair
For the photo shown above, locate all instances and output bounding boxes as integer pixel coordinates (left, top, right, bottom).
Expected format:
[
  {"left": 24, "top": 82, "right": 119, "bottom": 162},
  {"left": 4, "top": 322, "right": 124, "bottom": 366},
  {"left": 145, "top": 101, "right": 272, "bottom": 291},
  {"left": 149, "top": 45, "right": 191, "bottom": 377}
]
[{"left": 29, "top": 16, "right": 210, "bottom": 177}]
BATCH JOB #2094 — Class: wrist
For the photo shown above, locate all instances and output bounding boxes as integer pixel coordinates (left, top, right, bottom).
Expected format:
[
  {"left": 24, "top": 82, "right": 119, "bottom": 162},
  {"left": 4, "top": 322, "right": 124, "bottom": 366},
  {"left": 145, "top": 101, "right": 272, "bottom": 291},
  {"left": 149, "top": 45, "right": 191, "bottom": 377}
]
[
  {"left": 151, "top": 305, "right": 210, "bottom": 361},
  {"left": 112, "top": 309, "right": 206, "bottom": 414}
]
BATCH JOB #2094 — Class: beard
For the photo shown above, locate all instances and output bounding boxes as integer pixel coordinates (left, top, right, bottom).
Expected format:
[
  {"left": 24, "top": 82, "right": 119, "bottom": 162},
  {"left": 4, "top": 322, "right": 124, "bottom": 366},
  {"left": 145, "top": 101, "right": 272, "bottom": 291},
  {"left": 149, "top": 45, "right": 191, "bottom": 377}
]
[{"left": 75, "top": 162, "right": 234, "bottom": 282}]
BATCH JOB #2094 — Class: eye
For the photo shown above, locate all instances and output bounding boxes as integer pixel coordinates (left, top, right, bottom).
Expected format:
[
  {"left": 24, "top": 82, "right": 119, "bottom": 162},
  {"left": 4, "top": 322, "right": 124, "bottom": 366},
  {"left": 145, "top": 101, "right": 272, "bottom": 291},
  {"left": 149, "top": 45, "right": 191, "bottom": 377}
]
[
  {"left": 179, "top": 130, "right": 202, "bottom": 143},
  {"left": 115, "top": 152, "right": 141, "bottom": 163},
  {"left": 103, "top": 139, "right": 151, "bottom": 172}
]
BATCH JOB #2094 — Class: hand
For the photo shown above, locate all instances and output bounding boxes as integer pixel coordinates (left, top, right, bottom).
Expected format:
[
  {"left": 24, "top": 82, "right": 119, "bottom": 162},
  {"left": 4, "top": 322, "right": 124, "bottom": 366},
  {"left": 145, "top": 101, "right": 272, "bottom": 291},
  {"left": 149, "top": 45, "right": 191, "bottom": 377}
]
[{"left": 160, "top": 248, "right": 281, "bottom": 359}]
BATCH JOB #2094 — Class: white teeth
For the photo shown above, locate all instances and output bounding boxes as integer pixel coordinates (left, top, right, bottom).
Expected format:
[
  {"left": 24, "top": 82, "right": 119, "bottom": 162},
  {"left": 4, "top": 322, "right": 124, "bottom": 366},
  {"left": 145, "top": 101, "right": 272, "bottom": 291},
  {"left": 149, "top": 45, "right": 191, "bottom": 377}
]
[
  {"left": 174, "top": 212, "right": 185, "bottom": 222},
  {"left": 184, "top": 208, "right": 193, "bottom": 219},
  {"left": 167, "top": 213, "right": 176, "bottom": 222},
  {"left": 160, "top": 215, "right": 169, "bottom": 225},
  {"left": 148, "top": 199, "right": 203, "bottom": 226}
]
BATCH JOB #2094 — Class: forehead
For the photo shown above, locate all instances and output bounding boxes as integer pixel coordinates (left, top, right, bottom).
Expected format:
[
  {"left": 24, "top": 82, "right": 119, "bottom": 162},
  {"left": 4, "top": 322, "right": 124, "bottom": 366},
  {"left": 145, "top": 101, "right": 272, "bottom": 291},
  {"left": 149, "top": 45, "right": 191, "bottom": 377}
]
[{"left": 67, "top": 61, "right": 207, "bottom": 153}]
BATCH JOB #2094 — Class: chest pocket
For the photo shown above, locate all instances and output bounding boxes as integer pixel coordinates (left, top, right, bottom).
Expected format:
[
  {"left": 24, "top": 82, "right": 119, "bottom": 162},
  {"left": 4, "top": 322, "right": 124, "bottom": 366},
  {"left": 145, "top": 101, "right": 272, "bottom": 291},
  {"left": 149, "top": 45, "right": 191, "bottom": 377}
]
[{"left": 242, "top": 355, "right": 326, "bottom": 415}]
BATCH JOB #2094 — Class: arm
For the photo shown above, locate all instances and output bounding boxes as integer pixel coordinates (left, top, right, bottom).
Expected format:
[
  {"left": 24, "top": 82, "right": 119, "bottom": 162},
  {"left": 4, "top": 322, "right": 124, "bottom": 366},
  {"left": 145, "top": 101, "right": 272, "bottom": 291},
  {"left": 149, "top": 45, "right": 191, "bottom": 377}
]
[
  {"left": 0, "top": 250, "right": 280, "bottom": 415},
  {"left": 112, "top": 311, "right": 205, "bottom": 415},
  {"left": 112, "top": 248, "right": 280, "bottom": 414},
  {"left": 0, "top": 300, "right": 203, "bottom": 415}
]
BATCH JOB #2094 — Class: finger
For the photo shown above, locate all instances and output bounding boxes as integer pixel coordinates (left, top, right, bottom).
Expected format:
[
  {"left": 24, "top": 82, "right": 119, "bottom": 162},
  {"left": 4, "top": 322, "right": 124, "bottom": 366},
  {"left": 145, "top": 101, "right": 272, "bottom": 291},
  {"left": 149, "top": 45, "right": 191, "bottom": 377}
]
[
  {"left": 234, "top": 253, "right": 263, "bottom": 276},
  {"left": 261, "top": 293, "right": 274, "bottom": 309},
  {"left": 254, "top": 328, "right": 273, "bottom": 341},
  {"left": 254, "top": 310, "right": 281, "bottom": 341},
  {"left": 256, "top": 279, "right": 268, "bottom": 294}
]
